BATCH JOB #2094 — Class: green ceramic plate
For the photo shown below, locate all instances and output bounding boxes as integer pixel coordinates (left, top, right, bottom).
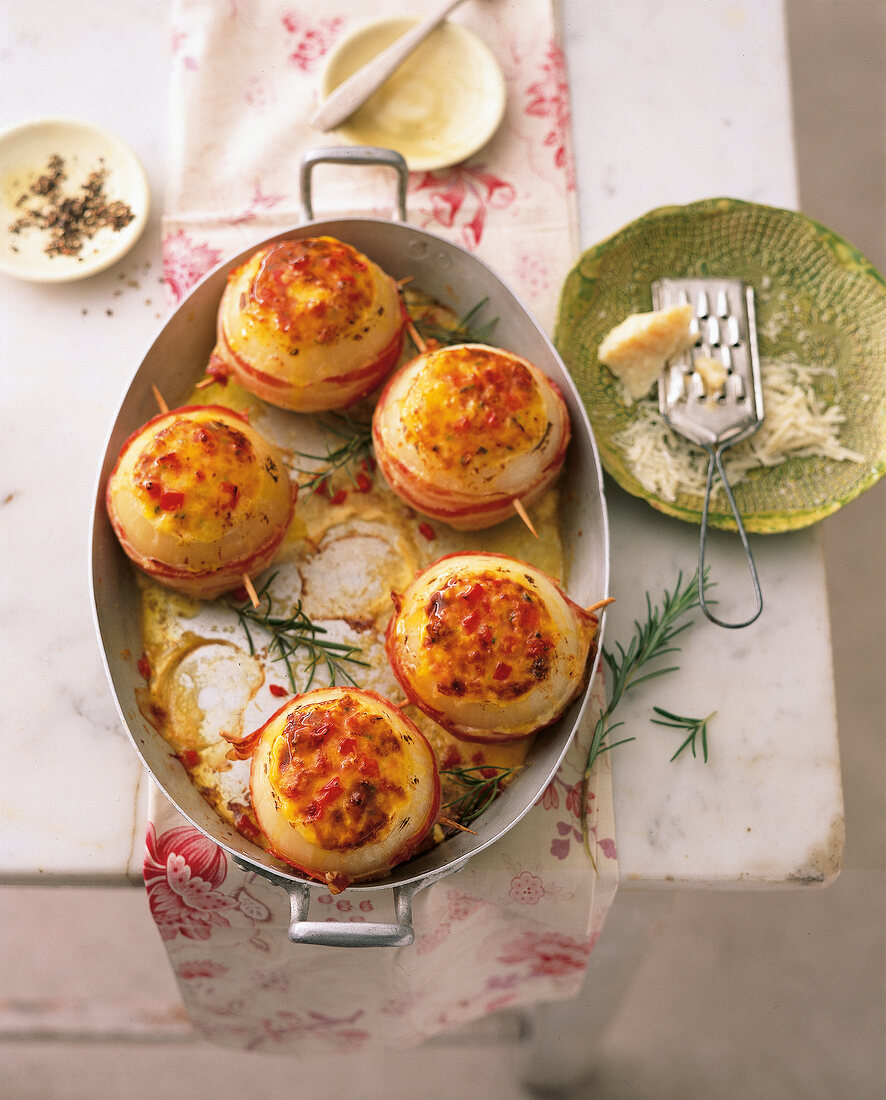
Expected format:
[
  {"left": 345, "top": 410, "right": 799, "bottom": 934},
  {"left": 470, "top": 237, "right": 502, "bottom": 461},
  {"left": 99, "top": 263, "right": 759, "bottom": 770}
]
[{"left": 556, "top": 198, "right": 886, "bottom": 533}]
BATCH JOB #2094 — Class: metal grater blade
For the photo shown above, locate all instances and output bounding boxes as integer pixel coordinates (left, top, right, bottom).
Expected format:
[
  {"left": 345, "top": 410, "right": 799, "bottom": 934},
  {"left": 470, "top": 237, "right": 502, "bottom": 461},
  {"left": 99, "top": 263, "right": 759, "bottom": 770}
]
[
  {"left": 652, "top": 276, "right": 765, "bottom": 629},
  {"left": 653, "top": 277, "right": 764, "bottom": 449}
]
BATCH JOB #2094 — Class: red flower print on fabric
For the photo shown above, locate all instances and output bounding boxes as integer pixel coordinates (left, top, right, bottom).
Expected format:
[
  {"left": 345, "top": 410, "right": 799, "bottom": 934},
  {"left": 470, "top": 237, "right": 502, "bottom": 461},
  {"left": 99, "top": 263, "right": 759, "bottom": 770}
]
[
  {"left": 485, "top": 992, "right": 520, "bottom": 1014},
  {"left": 539, "top": 779, "right": 559, "bottom": 811},
  {"left": 317, "top": 893, "right": 376, "bottom": 915},
  {"left": 416, "top": 925, "right": 451, "bottom": 956},
  {"left": 513, "top": 251, "right": 553, "bottom": 301},
  {"left": 162, "top": 229, "right": 223, "bottom": 302},
  {"left": 281, "top": 13, "right": 343, "bottom": 72},
  {"left": 248, "top": 181, "right": 285, "bottom": 212},
  {"left": 170, "top": 28, "right": 197, "bottom": 71},
  {"left": 551, "top": 817, "right": 582, "bottom": 860},
  {"left": 446, "top": 889, "right": 486, "bottom": 921},
  {"left": 539, "top": 770, "right": 594, "bottom": 862},
  {"left": 525, "top": 42, "right": 574, "bottom": 186},
  {"left": 508, "top": 871, "right": 546, "bottom": 905},
  {"left": 244, "top": 1009, "right": 368, "bottom": 1050},
  {"left": 497, "top": 930, "right": 591, "bottom": 977},
  {"left": 541, "top": 773, "right": 613, "bottom": 862},
  {"left": 598, "top": 837, "right": 618, "bottom": 860},
  {"left": 245, "top": 76, "right": 276, "bottom": 114},
  {"left": 144, "top": 823, "right": 238, "bottom": 942},
  {"left": 177, "top": 959, "right": 229, "bottom": 980},
  {"left": 380, "top": 991, "right": 423, "bottom": 1017},
  {"left": 236, "top": 887, "right": 273, "bottom": 923},
  {"left": 410, "top": 166, "right": 516, "bottom": 249},
  {"left": 537, "top": 774, "right": 580, "bottom": 815},
  {"left": 564, "top": 779, "right": 584, "bottom": 818}
]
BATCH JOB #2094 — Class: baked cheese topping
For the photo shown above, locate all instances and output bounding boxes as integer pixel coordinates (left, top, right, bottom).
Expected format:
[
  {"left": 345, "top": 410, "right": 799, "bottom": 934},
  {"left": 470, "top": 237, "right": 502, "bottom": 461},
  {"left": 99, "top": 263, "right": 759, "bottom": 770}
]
[
  {"left": 247, "top": 237, "right": 376, "bottom": 346},
  {"left": 421, "top": 571, "right": 557, "bottom": 700},
  {"left": 249, "top": 688, "right": 440, "bottom": 887},
  {"left": 386, "top": 553, "right": 598, "bottom": 743},
  {"left": 267, "top": 693, "right": 414, "bottom": 851},
  {"left": 131, "top": 414, "right": 267, "bottom": 540},
  {"left": 372, "top": 344, "right": 571, "bottom": 529},
  {"left": 400, "top": 345, "right": 548, "bottom": 471}
]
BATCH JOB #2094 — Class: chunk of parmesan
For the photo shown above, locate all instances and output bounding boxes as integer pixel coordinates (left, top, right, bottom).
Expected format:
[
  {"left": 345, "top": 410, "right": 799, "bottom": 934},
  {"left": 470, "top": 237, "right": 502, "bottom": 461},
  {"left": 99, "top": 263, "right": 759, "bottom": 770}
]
[
  {"left": 693, "top": 354, "right": 728, "bottom": 397},
  {"left": 598, "top": 303, "right": 694, "bottom": 402}
]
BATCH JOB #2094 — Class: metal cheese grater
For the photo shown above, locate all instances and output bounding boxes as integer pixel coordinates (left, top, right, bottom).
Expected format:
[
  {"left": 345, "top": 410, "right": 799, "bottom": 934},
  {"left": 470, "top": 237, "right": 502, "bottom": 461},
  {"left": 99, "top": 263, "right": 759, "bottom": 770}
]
[{"left": 653, "top": 277, "right": 765, "bottom": 628}]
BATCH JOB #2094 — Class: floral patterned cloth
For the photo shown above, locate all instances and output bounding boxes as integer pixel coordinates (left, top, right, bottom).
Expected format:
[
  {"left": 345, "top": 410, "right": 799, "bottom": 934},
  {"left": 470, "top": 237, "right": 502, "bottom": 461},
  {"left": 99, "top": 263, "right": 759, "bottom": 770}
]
[
  {"left": 163, "top": 0, "right": 578, "bottom": 332},
  {"left": 150, "top": 0, "right": 618, "bottom": 1052}
]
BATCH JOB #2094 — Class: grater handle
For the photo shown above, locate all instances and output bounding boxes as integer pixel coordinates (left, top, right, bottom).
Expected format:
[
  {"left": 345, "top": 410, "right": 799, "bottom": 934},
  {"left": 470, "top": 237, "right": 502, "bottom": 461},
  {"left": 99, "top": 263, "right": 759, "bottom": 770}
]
[{"left": 698, "top": 445, "right": 763, "bottom": 629}]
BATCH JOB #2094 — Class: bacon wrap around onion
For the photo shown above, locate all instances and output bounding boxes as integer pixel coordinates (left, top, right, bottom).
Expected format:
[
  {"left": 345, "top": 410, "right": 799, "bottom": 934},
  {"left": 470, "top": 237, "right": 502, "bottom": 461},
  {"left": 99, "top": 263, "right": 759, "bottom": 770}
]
[
  {"left": 372, "top": 343, "right": 570, "bottom": 530},
  {"left": 248, "top": 688, "right": 440, "bottom": 891},
  {"left": 212, "top": 236, "right": 406, "bottom": 413},
  {"left": 105, "top": 405, "right": 294, "bottom": 599},
  {"left": 386, "top": 552, "right": 597, "bottom": 744}
]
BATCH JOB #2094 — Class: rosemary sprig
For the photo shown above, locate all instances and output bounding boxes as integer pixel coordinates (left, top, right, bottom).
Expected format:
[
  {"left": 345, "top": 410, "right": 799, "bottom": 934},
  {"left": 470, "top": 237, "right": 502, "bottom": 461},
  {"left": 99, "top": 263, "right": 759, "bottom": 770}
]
[
  {"left": 581, "top": 569, "right": 708, "bottom": 856},
  {"left": 289, "top": 413, "right": 373, "bottom": 495},
  {"left": 227, "top": 574, "right": 369, "bottom": 691},
  {"left": 652, "top": 707, "right": 714, "bottom": 762},
  {"left": 412, "top": 295, "right": 498, "bottom": 349},
  {"left": 440, "top": 764, "right": 518, "bottom": 826}
]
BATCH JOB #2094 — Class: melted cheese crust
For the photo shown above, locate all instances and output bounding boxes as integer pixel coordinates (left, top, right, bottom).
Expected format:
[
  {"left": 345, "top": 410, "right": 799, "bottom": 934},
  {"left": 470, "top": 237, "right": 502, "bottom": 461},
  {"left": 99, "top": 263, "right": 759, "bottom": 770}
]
[
  {"left": 400, "top": 345, "right": 547, "bottom": 470},
  {"left": 249, "top": 688, "right": 440, "bottom": 887},
  {"left": 212, "top": 237, "right": 405, "bottom": 412},
  {"left": 106, "top": 405, "right": 293, "bottom": 598},
  {"left": 421, "top": 572, "right": 558, "bottom": 699},
  {"left": 372, "top": 344, "right": 571, "bottom": 530},
  {"left": 386, "top": 553, "right": 597, "bottom": 742}
]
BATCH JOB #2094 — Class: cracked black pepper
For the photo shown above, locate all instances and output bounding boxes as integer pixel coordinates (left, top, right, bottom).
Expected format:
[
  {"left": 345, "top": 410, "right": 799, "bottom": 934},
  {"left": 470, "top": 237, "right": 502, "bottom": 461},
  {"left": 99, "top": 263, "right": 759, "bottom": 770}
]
[{"left": 8, "top": 153, "right": 135, "bottom": 259}]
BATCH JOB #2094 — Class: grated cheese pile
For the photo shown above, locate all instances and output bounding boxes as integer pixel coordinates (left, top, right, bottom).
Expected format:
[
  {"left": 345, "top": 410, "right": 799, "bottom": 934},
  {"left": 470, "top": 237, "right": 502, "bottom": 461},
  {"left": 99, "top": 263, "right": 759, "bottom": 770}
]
[{"left": 615, "top": 359, "right": 866, "bottom": 502}]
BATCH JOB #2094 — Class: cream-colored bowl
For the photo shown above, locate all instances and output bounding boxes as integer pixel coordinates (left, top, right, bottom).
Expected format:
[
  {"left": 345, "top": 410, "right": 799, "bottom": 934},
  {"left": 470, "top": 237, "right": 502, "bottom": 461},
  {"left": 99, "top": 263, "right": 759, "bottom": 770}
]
[
  {"left": 319, "top": 17, "right": 506, "bottom": 171},
  {"left": 0, "top": 117, "right": 149, "bottom": 283}
]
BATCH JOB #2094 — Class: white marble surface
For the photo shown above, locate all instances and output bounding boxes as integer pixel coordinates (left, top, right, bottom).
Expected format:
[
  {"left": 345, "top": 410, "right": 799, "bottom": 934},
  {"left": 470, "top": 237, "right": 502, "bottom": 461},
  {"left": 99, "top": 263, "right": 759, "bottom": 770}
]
[{"left": 0, "top": 0, "right": 843, "bottom": 886}]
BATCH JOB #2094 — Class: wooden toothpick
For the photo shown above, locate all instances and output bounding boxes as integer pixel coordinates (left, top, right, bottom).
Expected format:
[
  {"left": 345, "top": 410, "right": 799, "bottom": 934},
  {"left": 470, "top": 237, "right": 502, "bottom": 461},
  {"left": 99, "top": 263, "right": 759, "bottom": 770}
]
[
  {"left": 585, "top": 596, "right": 616, "bottom": 616},
  {"left": 151, "top": 383, "right": 169, "bottom": 414},
  {"left": 241, "top": 573, "right": 260, "bottom": 609},
  {"left": 438, "top": 816, "right": 479, "bottom": 836},
  {"left": 512, "top": 498, "right": 538, "bottom": 538},
  {"left": 406, "top": 317, "right": 427, "bottom": 354}
]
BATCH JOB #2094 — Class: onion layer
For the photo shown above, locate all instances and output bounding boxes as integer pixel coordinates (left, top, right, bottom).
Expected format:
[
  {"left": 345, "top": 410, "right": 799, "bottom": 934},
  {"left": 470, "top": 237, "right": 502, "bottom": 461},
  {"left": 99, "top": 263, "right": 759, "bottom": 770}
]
[{"left": 386, "top": 552, "right": 597, "bottom": 743}]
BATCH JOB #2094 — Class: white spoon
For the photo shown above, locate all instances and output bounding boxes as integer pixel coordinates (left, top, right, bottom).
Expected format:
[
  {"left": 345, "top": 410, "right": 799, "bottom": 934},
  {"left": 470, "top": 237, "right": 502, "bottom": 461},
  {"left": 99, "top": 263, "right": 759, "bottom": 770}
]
[{"left": 309, "top": 0, "right": 469, "bottom": 133}]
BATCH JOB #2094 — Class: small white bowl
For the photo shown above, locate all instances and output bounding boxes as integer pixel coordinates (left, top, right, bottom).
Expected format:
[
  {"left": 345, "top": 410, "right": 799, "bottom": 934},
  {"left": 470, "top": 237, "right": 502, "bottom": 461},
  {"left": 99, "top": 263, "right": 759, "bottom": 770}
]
[
  {"left": 0, "top": 118, "right": 150, "bottom": 283},
  {"left": 319, "top": 17, "right": 507, "bottom": 172}
]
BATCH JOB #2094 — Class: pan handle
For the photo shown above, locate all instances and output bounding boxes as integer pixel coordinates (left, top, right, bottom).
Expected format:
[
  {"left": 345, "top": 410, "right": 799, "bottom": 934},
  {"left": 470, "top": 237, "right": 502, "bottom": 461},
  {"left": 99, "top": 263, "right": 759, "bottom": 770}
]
[
  {"left": 235, "top": 857, "right": 469, "bottom": 947},
  {"left": 300, "top": 146, "right": 409, "bottom": 222}
]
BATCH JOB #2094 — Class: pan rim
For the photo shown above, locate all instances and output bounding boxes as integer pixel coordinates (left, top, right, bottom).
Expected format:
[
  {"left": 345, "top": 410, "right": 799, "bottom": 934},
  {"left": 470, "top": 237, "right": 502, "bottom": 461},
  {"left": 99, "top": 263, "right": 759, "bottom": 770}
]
[{"left": 89, "top": 213, "right": 610, "bottom": 894}]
